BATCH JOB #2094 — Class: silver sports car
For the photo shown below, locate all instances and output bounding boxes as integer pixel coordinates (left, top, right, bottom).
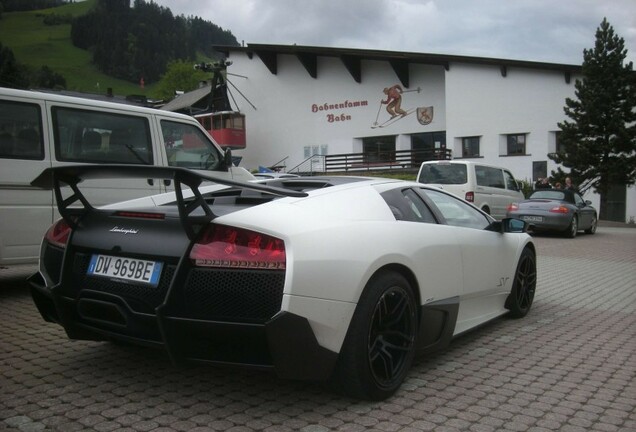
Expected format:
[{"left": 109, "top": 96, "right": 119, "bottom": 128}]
[
  {"left": 30, "top": 165, "right": 536, "bottom": 400},
  {"left": 507, "top": 189, "right": 597, "bottom": 238}
]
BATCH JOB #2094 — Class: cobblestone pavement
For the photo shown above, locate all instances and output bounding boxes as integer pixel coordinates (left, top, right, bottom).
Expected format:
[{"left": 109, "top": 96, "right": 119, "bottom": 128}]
[{"left": 1, "top": 227, "right": 635, "bottom": 432}]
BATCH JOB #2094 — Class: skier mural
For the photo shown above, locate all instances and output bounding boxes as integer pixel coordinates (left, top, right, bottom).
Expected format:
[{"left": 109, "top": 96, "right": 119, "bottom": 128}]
[{"left": 372, "top": 84, "right": 433, "bottom": 129}]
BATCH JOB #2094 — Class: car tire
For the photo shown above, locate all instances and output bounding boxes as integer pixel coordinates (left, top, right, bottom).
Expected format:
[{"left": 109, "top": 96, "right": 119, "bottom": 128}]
[
  {"left": 585, "top": 215, "right": 597, "bottom": 234},
  {"left": 506, "top": 247, "right": 536, "bottom": 318},
  {"left": 333, "top": 271, "right": 417, "bottom": 400},
  {"left": 565, "top": 215, "right": 578, "bottom": 238}
]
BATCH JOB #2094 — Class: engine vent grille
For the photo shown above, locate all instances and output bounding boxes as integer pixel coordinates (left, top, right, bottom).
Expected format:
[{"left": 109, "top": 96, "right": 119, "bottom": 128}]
[{"left": 182, "top": 268, "right": 285, "bottom": 323}]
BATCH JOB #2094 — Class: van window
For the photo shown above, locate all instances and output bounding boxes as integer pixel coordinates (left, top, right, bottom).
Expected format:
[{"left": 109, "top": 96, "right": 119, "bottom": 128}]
[
  {"left": 504, "top": 170, "right": 519, "bottom": 191},
  {"left": 52, "top": 107, "right": 153, "bottom": 164},
  {"left": 0, "top": 100, "right": 44, "bottom": 160},
  {"left": 418, "top": 163, "right": 467, "bottom": 184},
  {"left": 160, "top": 120, "right": 220, "bottom": 170},
  {"left": 475, "top": 165, "right": 505, "bottom": 189}
]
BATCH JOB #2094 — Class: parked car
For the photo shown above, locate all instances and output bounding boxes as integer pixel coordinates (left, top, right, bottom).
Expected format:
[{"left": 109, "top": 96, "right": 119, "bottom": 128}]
[
  {"left": 417, "top": 160, "right": 524, "bottom": 220},
  {"left": 29, "top": 165, "right": 536, "bottom": 400},
  {"left": 507, "top": 189, "right": 597, "bottom": 238}
]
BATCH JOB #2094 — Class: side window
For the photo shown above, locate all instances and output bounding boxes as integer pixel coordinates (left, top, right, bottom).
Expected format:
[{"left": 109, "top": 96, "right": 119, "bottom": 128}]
[
  {"left": 160, "top": 120, "right": 221, "bottom": 171},
  {"left": 574, "top": 193, "right": 585, "bottom": 206},
  {"left": 380, "top": 188, "right": 437, "bottom": 223},
  {"left": 504, "top": 170, "right": 519, "bottom": 191},
  {"left": 402, "top": 189, "right": 437, "bottom": 223},
  {"left": 0, "top": 99, "right": 44, "bottom": 160},
  {"left": 53, "top": 107, "right": 153, "bottom": 164},
  {"left": 422, "top": 189, "right": 491, "bottom": 230},
  {"left": 476, "top": 166, "right": 505, "bottom": 188}
]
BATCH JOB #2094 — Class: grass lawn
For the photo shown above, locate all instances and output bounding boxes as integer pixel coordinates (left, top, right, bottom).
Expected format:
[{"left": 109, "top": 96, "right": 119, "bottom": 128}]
[{"left": 1, "top": 0, "right": 156, "bottom": 95}]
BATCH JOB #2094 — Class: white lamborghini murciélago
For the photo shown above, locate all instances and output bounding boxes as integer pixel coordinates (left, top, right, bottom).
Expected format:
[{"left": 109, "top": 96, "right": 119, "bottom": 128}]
[{"left": 30, "top": 165, "right": 536, "bottom": 400}]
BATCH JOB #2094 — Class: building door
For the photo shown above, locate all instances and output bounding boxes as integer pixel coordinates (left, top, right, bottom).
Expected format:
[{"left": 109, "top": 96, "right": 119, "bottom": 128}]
[
  {"left": 411, "top": 131, "right": 447, "bottom": 164},
  {"left": 362, "top": 135, "right": 396, "bottom": 163},
  {"left": 600, "top": 184, "right": 626, "bottom": 222}
]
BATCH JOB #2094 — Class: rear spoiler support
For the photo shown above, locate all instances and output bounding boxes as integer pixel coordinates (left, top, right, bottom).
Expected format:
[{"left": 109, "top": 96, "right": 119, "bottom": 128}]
[{"left": 32, "top": 164, "right": 308, "bottom": 240}]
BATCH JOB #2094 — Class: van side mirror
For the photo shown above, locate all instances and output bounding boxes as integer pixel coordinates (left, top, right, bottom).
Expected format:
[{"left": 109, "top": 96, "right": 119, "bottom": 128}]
[{"left": 223, "top": 148, "right": 233, "bottom": 171}]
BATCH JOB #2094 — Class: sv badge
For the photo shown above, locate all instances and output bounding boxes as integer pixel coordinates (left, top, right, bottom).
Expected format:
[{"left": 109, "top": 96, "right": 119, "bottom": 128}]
[{"left": 497, "top": 277, "right": 510, "bottom": 287}]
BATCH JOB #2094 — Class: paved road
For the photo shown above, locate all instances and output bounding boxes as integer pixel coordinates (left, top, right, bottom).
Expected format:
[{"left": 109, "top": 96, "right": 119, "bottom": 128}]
[{"left": 1, "top": 227, "right": 635, "bottom": 432}]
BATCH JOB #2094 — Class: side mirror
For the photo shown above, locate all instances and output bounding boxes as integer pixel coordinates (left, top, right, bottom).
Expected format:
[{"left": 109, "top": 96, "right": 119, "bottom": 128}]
[
  {"left": 488, "top": 218, "right": 528, "bottom": 233},
  {"left": 223, "top": 148, "right": 233, "bottom": 171},
  {"left": 503, "top": 217, "right": 527, "bottom": 233}
]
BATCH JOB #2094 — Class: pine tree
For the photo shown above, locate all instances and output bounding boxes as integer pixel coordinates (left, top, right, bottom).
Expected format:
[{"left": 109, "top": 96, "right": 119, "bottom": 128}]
[{"left": 549, "top": 18, "right": 636, "bottom": 220}]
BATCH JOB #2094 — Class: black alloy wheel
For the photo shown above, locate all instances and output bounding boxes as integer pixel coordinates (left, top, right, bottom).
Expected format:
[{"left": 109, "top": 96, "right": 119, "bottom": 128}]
[
  {"left": 333, "top": 272, "right": 417, "bottom": 400},
  {"left": 507, "top": 247, "right": 537, "bottom": 318},
  {"left": 367, "top": 285, "right": 416, "bottom": 389}
]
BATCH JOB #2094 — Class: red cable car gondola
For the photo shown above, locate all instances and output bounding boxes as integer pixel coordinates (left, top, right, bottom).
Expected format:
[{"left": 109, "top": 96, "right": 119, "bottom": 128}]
[
  {"left": 191, "top": 60, "right": 249, "bottom": 150},
  {"left": 195, "top": 110, "right": 246, "bottom": 150}
]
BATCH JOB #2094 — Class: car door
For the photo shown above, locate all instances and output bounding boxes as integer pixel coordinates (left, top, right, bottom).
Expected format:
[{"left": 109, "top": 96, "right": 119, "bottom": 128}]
[
  {"left": 573, "top": 192, "right": 595, "bottom": 228},
  {"left": 0, "top": 96, "right": 52, "bottom": 265},
  {"left": 417, "top": 188, "right": 521, "bottom": 334}
]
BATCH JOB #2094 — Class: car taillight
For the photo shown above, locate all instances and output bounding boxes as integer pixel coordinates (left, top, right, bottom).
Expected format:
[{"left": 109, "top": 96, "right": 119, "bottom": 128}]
[
  {"left": 190, "top": 224, "right": 286, "bottom": 270},
  {"left": 507, "top": 203, "right": 519, "bottom": 212},
  {"left": 550, "top": 206, "right": 570, "bottom": 214},
  {"left": 45, "top": 219, "right": 72, "bottom": 248},
  {"left": 465, "top": 191, "right": 474, "bottom": 202}
]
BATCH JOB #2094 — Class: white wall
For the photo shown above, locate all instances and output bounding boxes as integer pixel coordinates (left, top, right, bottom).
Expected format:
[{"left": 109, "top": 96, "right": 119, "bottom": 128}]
[
  {"left": 227, "top": 52, "right": 446, "bottom": 171},
  {"left": 445, "top": 63, "right": 575, "bottom": 182},
  {"left": 226, "top": 49, "right": 636, "bottom": 223}
]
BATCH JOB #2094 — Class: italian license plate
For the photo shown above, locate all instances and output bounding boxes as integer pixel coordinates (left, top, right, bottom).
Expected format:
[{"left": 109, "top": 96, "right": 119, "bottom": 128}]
[
  {"left": 88, "top": 254, "right": 163, "bottom": 286},
  {"left": 522, "top": 216, "right": 543, "bottom": 222}
]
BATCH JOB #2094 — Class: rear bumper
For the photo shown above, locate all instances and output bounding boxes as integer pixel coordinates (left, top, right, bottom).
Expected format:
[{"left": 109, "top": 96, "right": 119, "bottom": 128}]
[
  {"left": 508, "top": 212, "right": 570, "bottom": 232},
  {"left": 29, "top": 270, "right": 338, "bottom": 381}
]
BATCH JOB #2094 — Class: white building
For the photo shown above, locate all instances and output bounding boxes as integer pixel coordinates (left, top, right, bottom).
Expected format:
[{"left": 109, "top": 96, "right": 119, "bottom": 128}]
[{"left": 215, "top": 44, "right": 634, "bottom": 223}]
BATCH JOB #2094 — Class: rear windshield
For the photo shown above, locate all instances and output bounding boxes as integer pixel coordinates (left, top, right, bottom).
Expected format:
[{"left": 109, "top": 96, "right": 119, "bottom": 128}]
[
  {"left": 530, "top": 190, "right": 566, "bottom": 200},
  {"left": 418, "top": 164, "right": 467, "bottom": 184}
]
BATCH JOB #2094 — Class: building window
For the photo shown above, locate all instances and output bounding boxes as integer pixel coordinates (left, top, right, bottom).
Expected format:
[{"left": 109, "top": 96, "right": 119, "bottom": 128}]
[
  {"left": 362, "top": 136, "right": 396, "bottom": 163},
  {"left": 462, "top": 136, "right": 480, "bottom": 158},
  {"left": 303, "top": 145, "right": 328, "bottom": 158},
  {"left": 507, "top": 134, "right": 526, "bottom": 155},
  {"left": 411, "top": 131, "right": 447, "bottom": 163},
  {"left": 533, "top": 161, "right": 547, "bottom": 182},
  {"left": 555, "top": 131, "right": 564, "bottom": 153}
]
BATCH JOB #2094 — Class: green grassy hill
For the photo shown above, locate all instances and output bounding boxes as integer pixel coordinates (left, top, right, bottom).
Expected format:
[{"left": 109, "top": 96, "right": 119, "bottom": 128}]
[{"left": 0, "top": 0, "right": 157, "bottom": 96}]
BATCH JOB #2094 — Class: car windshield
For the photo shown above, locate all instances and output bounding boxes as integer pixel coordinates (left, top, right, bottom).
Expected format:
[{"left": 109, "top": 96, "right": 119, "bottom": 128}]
[
  {"left": 530, "top": 190, "right": 566, "bottom": 200},
  {"left": 418, "top": 164, "right": 467, "bottom": 184}
]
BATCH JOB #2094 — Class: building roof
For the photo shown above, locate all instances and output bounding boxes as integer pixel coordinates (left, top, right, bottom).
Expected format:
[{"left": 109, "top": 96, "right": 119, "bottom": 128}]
[{"left": 214, "top": 43, "right": 582, "bottom": 88}]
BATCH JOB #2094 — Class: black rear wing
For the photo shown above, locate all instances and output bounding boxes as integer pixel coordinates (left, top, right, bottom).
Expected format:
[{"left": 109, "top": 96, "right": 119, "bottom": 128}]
[{"left": 32, "top": 164, "right": 308, "bottom": 239}]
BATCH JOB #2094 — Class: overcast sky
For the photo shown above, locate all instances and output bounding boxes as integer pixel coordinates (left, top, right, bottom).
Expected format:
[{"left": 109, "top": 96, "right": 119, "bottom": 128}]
[{"left": 153, "top": 0, "right": 636, "bottom": 66}]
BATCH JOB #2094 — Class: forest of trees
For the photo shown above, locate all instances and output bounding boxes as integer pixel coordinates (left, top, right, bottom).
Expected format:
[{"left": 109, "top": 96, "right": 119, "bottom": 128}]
[
  {"left": 0, "top": 0, "right": 239, "bottom": 86},
  {"left": 70, "top": 0, "right": 239, "bottom": 84}
]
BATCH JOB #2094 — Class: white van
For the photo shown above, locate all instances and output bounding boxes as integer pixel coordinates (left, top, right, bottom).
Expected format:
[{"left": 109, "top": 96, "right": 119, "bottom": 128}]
[
  {"left": 0, "top": 87, "right": 253, "bottom": 266},
  {"left": 417, "top": 160, "right": 524, "bottom": 220}
]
